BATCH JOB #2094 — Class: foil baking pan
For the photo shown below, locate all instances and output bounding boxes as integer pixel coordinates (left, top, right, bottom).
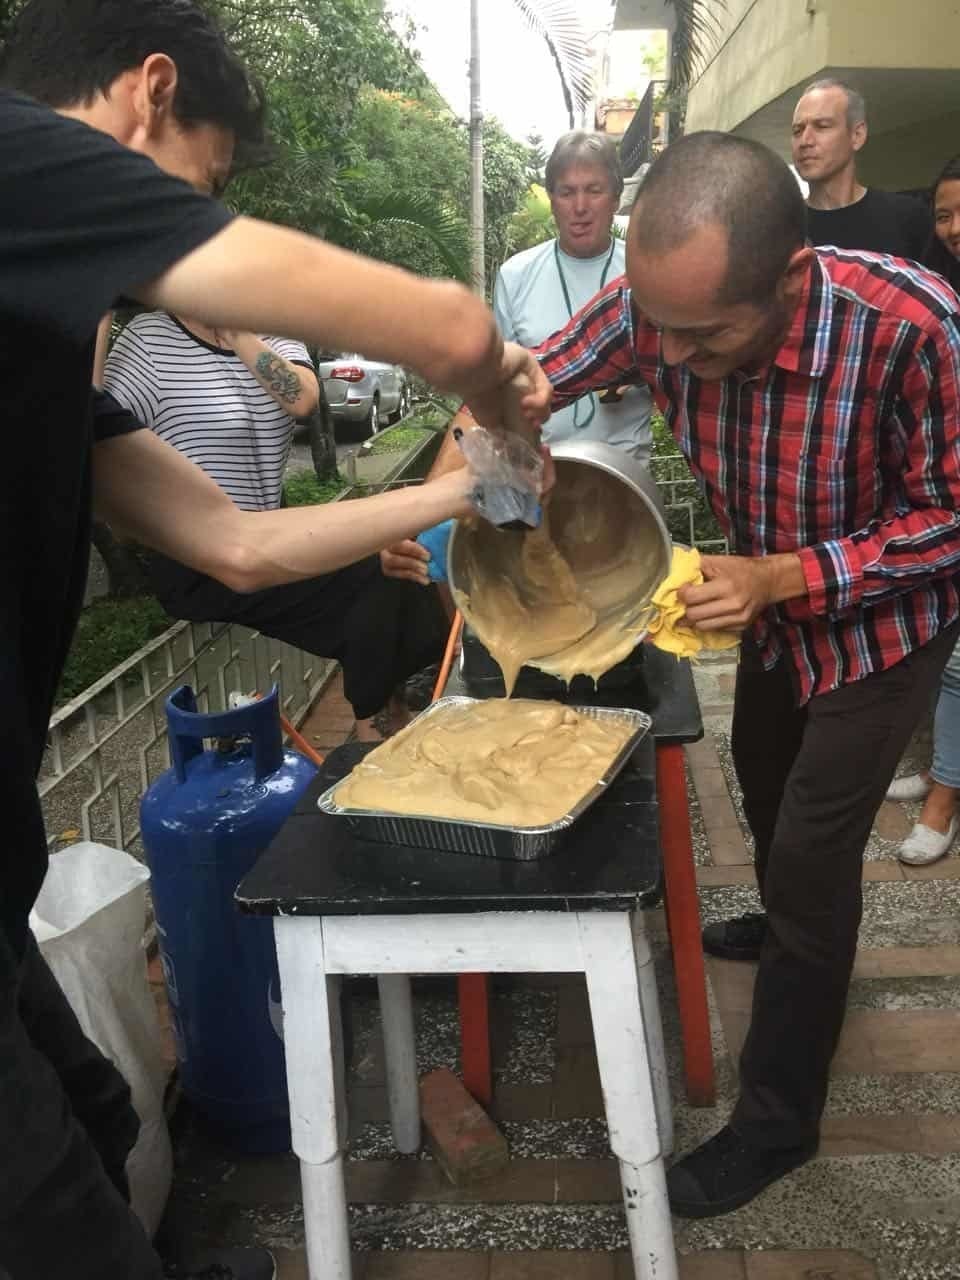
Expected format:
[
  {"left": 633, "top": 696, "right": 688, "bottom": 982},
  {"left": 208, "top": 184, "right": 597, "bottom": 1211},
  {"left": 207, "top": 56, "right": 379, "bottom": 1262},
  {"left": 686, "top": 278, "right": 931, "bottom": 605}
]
[{"left": 316, "top": 696, "right": 652, "bottom": 861}]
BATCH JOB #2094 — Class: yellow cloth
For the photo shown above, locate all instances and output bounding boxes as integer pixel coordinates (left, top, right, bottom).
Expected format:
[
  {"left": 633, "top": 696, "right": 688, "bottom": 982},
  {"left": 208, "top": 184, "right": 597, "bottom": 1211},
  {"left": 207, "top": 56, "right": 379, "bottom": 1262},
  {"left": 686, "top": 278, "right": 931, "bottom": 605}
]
[{"left": 647, "top": 546, "right": 740, "bottom": 658}]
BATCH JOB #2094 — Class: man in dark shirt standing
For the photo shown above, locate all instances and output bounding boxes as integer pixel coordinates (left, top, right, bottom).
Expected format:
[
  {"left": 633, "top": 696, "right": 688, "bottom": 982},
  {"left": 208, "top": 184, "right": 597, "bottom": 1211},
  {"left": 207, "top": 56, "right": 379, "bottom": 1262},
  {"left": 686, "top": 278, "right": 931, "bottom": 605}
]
[
  {"left": 792, "top": 78, "right": 930, "bottom": 256},
  {"left": 0, "top": 2, "right": 550, "bottom": 1278}
]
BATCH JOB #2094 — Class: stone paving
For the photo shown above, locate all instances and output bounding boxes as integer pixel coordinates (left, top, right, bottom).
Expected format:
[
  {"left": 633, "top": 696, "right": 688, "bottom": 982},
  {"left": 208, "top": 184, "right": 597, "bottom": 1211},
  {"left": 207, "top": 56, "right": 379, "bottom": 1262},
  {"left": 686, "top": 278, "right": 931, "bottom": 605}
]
[{"left": 162, "top": 652, "right": 960, "bottom": 1279}]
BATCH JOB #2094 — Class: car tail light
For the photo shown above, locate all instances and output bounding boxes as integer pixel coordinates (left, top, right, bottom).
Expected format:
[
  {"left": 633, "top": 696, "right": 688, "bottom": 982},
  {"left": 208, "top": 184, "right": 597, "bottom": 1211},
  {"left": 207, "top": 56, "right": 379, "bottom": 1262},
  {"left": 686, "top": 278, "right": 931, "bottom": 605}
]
[{"left": 329, "top": 365, "right": 364, "bottom": 382}]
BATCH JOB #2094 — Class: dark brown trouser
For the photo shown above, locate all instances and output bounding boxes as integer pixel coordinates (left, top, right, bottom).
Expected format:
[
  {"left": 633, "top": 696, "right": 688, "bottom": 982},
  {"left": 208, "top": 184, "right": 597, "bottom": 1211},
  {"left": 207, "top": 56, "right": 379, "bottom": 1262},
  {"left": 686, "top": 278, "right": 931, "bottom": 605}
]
[{"left": 729, "top": 625, "right": 958, "bottom": 1150}]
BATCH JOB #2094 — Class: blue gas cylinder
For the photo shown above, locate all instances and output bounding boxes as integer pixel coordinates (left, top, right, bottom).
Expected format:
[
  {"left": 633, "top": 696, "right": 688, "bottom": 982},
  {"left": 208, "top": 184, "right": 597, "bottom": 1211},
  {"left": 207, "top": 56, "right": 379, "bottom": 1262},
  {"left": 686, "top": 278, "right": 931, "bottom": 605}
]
[{"left": 140, "top": 684, "right": 317, "bottom": 1153}]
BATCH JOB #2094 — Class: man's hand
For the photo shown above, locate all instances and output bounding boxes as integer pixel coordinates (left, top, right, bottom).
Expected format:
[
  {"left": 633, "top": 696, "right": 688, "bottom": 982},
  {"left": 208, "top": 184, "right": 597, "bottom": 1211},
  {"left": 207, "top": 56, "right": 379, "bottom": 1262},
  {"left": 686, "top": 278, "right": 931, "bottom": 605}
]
[
  {"left": 381, "top": 539, "right": 431, "bottom": 586},
  {"left": 464, "top": 342, "right": 552, "bottom": 436},
  {"left": 679, "top": 552, "right": 806, "bottom": 632}
]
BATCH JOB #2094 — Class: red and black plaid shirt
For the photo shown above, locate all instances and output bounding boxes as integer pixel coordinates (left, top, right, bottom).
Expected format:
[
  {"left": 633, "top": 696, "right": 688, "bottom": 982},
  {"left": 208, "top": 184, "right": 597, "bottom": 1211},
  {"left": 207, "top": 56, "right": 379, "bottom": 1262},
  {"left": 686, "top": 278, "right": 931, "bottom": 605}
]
[{"left": 535, "top": 249, "right": 960, "bottom": 702}]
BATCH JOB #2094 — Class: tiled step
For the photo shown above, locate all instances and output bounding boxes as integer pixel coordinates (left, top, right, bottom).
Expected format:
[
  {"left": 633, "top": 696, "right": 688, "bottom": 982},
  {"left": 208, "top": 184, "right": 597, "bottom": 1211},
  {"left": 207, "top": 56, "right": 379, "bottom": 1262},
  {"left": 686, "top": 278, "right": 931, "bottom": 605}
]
[
  {"left": 244, "top": 1173, "right": 950, "bottom": 1265},
  {"left": 698, "top": 880, "right": 960, "bottom": 949},
  {"left": 273, "top": 1246, "right": 878, "bottom": 1279},
  {"left": 272, "top": 1247, "right": 878, "bottom": 1279}
]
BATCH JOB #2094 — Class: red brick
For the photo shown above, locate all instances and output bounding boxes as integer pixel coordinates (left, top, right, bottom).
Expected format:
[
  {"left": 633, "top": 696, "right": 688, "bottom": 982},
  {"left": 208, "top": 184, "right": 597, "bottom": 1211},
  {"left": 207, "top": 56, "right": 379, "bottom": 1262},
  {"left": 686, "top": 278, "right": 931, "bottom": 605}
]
[{"left": 420, "top": 1067, "right": 509, "bottom": 1185}]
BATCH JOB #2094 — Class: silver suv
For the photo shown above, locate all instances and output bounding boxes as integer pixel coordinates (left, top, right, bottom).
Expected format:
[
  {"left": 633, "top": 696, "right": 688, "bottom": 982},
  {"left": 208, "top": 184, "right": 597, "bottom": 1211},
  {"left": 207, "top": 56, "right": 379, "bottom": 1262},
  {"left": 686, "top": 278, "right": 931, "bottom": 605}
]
[{"left": 316, "top": 353, "right": 411, "bottom": 438}]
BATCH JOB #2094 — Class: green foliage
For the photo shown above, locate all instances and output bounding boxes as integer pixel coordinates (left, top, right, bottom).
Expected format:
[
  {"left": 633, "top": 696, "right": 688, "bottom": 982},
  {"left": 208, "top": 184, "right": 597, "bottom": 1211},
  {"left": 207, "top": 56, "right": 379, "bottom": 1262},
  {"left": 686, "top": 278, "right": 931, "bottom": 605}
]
[
  {"left": 651, "top": 412, "right": 724, "bottom": 547},
  {"left": 526, "top": 132, "right": 548, "bottom": 187},
  {"left": 211, "top": 8, "right": 530, "bottom": 288},
  {"left": 365, "top": 424, "right": 431, "bottom": 455},
  {"left": 57, "top": 596, "right": 172, "bottom": 705},
  {"left": 665, "top": 0, "right": 724, "bottom": 90},
  {"left": 479, "top": 121, "right": 533, "bottom": 282},
  {"left": 511, "top": 0, "right": 595, "bottom": 130},
  {"left": 506, "top": 184, "right": 556, "bottom": 256},
  {"left": 213, "top": 0, "right": 425, "bottom": 232},
  {"left": 282, "top": 467, "right": 346, "bottom": 506}
]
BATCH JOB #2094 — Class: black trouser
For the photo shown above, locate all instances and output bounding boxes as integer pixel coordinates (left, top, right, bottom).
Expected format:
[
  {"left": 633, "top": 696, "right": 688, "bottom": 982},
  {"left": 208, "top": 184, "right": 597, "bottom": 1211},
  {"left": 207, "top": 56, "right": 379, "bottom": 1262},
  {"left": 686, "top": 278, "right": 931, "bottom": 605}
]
[
  {"left": 0, "top": 930, "right": 161, "bottom": 1279},
  {"left": 150, "top": 554, "right": 448, "bottom": 721},
  {"left": 729, "top": 626, "right": 958, "bottom": 1150}
]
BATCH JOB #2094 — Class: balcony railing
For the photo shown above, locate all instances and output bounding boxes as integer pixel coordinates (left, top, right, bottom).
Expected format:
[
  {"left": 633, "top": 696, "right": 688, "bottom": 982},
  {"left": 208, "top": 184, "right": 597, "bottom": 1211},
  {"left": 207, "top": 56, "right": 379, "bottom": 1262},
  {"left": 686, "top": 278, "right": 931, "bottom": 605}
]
[{"left": 619, "top": 79, "right": 668, "bottom": 178}]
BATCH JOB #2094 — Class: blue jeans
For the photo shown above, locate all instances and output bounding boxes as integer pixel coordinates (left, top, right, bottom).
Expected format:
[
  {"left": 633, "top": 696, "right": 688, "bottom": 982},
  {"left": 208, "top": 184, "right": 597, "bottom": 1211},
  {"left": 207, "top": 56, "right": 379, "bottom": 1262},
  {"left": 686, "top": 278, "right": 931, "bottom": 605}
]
[{"left": 932, "top": 639, "right": 960, "bottom": 790}]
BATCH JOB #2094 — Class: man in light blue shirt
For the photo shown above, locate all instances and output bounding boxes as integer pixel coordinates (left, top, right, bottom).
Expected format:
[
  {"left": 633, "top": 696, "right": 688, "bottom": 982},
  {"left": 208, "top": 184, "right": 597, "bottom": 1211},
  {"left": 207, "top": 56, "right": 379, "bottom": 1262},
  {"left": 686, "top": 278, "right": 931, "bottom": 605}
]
[
  {"left": 493, "top": 131, "right": 653, "bottom": 464},
  {"left": 380, "top": 132, "right": 654, "bottom": 584}
]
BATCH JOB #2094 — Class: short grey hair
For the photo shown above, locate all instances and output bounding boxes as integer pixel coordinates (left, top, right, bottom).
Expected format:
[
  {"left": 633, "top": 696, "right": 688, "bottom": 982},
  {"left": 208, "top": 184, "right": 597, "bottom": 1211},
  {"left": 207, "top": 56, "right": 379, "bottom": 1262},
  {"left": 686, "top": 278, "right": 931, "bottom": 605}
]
[
  {"left": 800, "top": 77, "right": 867, "bottom": 129},
  {"left": 545, "top": 131, "right": 624, "bottom": 198}
]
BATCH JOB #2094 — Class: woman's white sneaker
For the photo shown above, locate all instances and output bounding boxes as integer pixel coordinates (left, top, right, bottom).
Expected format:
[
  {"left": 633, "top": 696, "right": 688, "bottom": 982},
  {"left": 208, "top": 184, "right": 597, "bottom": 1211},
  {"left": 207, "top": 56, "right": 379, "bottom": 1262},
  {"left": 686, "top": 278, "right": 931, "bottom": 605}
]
[
  {"left": 886, "top": 773, "right": 932, "bottom": 802},
  {"left": 897, "top": 817, "right": 958, "bottom": 866}
]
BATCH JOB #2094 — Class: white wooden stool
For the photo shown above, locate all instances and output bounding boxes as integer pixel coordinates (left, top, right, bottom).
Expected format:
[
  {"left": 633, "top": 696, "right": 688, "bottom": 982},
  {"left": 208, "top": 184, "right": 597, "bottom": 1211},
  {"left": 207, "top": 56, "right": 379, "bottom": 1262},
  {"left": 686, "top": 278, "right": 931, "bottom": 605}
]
[{"left": 238, "top": 737, "right": 677, "bottom": 1280}]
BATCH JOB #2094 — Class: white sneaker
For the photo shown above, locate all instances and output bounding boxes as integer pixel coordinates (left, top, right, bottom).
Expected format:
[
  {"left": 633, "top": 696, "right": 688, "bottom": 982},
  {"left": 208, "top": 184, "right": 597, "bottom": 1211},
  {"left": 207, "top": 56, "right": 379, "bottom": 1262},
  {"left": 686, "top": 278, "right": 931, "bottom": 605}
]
[
  {"left": 897, "top": 817, "right": 958, "bottom": 866},
  {"left": 886, "top": 773, "right": 932, "bottom": 802}
]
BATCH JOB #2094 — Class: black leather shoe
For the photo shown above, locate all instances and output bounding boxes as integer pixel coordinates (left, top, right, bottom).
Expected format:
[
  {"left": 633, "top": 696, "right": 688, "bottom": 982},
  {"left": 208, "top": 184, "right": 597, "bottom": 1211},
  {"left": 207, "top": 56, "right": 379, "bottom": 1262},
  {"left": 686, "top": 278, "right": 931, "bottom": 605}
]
[
  {"left": 667, "top": 1124, "right": 816, "bottom": 1218},
  {"left": 165, "top": 1248, "right": 277, "bottom": 1280},
  {"left": 702, "top": 911, "right": 767, "bottom": 961}
]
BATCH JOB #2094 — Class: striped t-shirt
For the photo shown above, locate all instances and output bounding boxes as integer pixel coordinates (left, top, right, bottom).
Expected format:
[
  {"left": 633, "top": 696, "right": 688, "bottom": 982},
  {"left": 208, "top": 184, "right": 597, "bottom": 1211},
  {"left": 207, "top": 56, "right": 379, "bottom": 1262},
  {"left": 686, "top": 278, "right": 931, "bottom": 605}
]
[{"left": 103, "top": 312, "right": 313, "bottom": 511}]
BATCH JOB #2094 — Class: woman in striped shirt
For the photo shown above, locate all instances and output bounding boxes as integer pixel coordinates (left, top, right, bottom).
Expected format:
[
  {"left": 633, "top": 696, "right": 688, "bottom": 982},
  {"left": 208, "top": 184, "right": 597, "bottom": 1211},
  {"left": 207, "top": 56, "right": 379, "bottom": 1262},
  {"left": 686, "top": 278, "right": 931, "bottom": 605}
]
[{"left": 104, "top": 311, "right": 446, "bottom": 740}]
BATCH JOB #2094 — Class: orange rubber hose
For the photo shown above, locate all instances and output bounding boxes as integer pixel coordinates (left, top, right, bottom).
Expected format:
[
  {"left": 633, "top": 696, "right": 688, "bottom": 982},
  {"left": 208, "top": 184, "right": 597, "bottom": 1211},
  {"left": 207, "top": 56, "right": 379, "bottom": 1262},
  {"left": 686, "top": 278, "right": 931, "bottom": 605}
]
[
  {"left": 431, "top": 610, "right": 464, "bottom": 703},
  {"left": 280, "top": 711, "right": 325, "bottom": 767}
]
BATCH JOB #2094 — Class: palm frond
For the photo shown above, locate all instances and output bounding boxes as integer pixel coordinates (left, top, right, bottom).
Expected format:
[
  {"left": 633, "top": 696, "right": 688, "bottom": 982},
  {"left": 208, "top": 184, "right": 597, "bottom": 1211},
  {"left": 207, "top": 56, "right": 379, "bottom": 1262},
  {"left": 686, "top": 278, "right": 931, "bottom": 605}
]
[
  {"left": 352, "top": 190, "right": 472, "bottom": 284},
  {"left": 666, "top": 0, "right": 725, "bottom": 89},
  {"left": 511, "top": 0, "right": 595, "bottom": 129}
]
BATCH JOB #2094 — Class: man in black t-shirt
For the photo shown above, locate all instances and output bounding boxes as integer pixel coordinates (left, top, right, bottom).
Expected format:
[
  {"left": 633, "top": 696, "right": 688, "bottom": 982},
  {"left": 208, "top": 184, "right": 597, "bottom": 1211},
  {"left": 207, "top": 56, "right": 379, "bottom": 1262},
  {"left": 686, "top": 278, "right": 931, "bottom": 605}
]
[
  {"left": 0, "top": 3, "right": 551, "bottom": 1278},
  {"left": 791, "top": 78, "right": 930, "bottom": 257}
]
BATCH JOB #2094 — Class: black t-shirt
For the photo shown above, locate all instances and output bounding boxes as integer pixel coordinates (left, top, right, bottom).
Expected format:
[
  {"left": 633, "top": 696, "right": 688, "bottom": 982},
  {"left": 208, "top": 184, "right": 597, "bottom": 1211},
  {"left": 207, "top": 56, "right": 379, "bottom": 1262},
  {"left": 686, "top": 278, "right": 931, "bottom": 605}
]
[
  {"left": 0, "top": 90, "right": 232, "bottom": 957},
  {"left": 806, "top": 187, "right": 931, "bottom": 259}
]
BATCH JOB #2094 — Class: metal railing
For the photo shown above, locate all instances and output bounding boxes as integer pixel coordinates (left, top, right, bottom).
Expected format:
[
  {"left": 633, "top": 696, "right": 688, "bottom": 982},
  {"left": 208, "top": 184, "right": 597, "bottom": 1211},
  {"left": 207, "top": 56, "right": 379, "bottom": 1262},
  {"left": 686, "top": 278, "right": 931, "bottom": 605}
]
[
  {"left": 40, "top": 620, "right": 331, "bottom": 858},
  {"left": 649, "top": 450, "right": 728, "bottom": 554},
  {"left": 619, "top": 79, "right": 668, "bottom": 178}
]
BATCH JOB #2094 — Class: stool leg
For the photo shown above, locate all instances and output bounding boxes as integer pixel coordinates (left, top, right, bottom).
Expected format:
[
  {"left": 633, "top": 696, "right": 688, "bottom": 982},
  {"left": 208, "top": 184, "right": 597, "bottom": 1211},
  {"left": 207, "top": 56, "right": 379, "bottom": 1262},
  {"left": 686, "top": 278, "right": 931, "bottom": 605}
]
[
  {"left": 656, "top": 742, "right": 716, "bottom": 1106},
  {"left": 274, "top": 920, "right": 352, "bottom": 1279},
  {"left": 579, "top": 913, "right": 678, "bottom": 1280},
  {"left": 378, "top": 975, "right": 421, "bottom": 1153},
  {"left": 631, "top": 912, "right": 674, "bottom": 1157},
  {"left": 458, "top": 973, "right": 493, "bottom": 1105}
]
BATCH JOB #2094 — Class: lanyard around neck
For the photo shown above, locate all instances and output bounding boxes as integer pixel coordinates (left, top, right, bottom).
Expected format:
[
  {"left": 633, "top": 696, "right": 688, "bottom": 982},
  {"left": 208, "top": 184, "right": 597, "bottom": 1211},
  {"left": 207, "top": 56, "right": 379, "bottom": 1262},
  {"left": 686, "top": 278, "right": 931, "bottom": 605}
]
[
  {"left": 554, "top": 238, "right": 617, "bottom": 320},
  {"left": 554, "top": 238, "right": 618, "bottom": 429}
]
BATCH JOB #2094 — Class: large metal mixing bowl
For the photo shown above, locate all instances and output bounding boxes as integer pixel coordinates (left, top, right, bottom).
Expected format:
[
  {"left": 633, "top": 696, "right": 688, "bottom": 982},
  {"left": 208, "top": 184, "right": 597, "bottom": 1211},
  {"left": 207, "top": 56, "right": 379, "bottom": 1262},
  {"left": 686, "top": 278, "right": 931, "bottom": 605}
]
[{"left": 448, "top": 440, "right": 673, "bottom": 678}]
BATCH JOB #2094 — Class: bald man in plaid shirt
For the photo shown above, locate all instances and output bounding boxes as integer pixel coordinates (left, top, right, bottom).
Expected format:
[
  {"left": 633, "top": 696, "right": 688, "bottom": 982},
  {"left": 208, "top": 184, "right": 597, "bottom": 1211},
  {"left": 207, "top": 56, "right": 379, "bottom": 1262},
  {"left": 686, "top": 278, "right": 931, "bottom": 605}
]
[{"left": 534, "top": 132, "right": 960, "bottom": 1217}]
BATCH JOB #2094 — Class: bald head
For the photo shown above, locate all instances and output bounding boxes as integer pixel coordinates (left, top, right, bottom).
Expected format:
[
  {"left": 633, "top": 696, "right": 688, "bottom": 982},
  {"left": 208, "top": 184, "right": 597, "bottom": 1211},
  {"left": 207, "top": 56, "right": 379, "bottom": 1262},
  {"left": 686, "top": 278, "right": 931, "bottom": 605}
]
[{"left": 630, "top": 131, "right": 807, "bottom": 305}]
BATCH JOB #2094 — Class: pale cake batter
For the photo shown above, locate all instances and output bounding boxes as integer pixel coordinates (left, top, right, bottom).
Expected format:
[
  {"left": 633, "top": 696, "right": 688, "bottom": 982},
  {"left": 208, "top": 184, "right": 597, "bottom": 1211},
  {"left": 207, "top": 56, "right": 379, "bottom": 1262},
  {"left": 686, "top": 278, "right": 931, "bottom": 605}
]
[
  {"left": 451, "top": 465, "right": 663, "bottom": 694},
  {"left": 334, "top": 698, "right": 635, "bottom": 827}
]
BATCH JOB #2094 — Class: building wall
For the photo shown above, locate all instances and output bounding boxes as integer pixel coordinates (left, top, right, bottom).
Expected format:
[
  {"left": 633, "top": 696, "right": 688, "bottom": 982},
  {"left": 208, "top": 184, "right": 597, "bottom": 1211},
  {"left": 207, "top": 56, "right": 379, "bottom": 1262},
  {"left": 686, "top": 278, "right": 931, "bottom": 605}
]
[
  {"left": 685, "top": 0, "right": 960, "bottom": 188},
  {"left": 826, "top": 0, "right": 960, "bottom": 71},
  {"left": 858, "top": 110, "right": 960, "bottom": 191},
  {"left": 685, "top": 0, "right": 829, "bottom": 136}
]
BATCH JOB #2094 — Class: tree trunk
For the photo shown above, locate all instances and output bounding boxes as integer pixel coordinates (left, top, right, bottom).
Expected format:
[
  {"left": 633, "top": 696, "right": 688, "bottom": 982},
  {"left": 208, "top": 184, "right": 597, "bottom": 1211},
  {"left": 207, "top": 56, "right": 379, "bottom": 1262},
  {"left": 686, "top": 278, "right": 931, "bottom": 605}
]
[
  {"left": 469, "top": 0, "right": 485, "bottom": 296},
  {"left": 306, "top": 401, "right": 339, "bottom": 482},
  {"left": 91, "top": 522, "right": 151, "bottom": 598}
]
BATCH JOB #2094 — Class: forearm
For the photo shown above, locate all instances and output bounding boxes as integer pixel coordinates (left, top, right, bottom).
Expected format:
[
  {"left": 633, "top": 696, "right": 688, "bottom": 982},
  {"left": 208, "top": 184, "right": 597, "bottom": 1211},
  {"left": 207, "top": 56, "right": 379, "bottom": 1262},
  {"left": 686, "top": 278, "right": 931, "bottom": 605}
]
[
  {"left": 765, "top": 552, "right": 807, "bottom": 604},
  {"left": 93, "top": 314, "right": 112, "bottom": 388},
  {"left": 140, "top": 217, "right": 502, "bottom": 400},
  {"left": 230, "top": 332, "right": 318, "bottom": 417},
  {"left": 93, "top": 429, "right": 474, "bottom": 591},
  {"left": 226, "top": 475, "right": 474, "bottom": 588},
  {"left": 798, "top": 510, "right": 960, "bottom": 615}
]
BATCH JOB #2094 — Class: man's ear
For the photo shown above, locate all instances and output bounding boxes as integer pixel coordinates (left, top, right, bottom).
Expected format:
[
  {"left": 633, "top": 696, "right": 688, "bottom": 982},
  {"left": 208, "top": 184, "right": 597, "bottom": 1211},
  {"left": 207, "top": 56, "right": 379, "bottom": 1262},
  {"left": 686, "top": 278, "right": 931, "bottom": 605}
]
[
  {"left": 130, "top": 53, "right": 179, "bottom": 137},
  {"left": 778, "top": 246, "right": 815, "bottom": 307},
  {"left": 851, "top": 119, "right": 868, "bottom": 155}
]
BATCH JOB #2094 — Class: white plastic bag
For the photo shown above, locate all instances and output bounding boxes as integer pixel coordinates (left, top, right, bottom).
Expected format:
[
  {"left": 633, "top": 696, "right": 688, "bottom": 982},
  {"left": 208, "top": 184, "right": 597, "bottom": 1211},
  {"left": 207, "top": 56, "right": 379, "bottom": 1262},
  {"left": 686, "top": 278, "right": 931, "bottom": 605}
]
[{"left": 29, "top": 841, "right": 173, "bottom": 1237}]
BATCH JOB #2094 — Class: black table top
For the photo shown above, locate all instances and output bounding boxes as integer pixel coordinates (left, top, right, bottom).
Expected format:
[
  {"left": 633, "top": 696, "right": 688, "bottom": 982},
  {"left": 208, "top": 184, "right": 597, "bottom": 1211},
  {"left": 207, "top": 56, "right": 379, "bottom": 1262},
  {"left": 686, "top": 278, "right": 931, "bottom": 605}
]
[
  {"left": 237, "top": 736, "right": 661, "bottom": 917},
  {"left": 446, "top": 631, "right": 703, "bottom": 746}
]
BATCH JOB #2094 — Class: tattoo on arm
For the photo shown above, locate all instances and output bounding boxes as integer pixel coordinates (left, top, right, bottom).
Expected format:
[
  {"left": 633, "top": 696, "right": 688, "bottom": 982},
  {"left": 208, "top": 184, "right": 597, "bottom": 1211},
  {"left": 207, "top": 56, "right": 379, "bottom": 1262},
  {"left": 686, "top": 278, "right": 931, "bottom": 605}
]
[{"left": 255, "top": 351, "right": 302, "bottom": 407}]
